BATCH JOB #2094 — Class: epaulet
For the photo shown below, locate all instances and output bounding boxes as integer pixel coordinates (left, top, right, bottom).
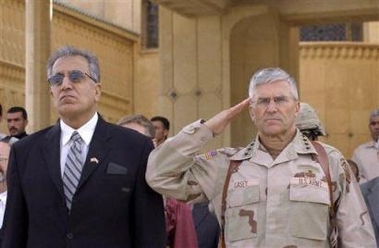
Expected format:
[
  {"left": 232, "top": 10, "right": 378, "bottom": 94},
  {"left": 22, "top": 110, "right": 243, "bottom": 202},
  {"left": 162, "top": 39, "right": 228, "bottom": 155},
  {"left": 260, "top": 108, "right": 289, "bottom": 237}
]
[
  {"left": 243, "top": 140, "right": 255, "bottom": 157},
  {"left": 230, "top": 140, "right": 255, "bottom": 161}
]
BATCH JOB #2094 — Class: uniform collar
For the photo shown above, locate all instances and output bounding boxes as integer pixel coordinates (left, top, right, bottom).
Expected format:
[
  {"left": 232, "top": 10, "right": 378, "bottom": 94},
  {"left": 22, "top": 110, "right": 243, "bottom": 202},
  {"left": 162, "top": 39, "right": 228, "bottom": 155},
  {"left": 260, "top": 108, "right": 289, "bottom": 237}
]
[{"left": 230, "top": 129, "right": 317, "bottom": 162}]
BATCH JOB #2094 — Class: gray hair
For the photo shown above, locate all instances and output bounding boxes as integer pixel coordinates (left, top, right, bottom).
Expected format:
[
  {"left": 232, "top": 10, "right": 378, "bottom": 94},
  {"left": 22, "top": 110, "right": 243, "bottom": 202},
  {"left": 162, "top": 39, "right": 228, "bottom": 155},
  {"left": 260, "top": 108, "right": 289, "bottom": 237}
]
[
  {"left": 370, "top": 109, "right": 379, "bottom": 122},
  {"left": 46, "top": 45, "right": 100, "bottom": 83},
  {"left": 248, "top": 68, "right": 299, "bottom": 100},
  {"left": 117, "top": 114, "right": 155, "bottom": 138},
  {"left": 0, "top": 135, "right": 18, "bottom": 146}
]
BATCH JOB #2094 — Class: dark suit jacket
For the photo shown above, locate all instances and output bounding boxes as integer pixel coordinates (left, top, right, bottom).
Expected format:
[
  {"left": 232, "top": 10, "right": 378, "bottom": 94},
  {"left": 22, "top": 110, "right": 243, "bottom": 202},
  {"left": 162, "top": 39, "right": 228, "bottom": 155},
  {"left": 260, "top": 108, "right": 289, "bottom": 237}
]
[
  {"left": 2, "top": 116, "right": 166, "bottom": 248},
  {"left": 360, "top": 177, "right": 379, "bottom": 246},
  {"left": 192, "top": 202, "right": 220, "bottom": 248}
]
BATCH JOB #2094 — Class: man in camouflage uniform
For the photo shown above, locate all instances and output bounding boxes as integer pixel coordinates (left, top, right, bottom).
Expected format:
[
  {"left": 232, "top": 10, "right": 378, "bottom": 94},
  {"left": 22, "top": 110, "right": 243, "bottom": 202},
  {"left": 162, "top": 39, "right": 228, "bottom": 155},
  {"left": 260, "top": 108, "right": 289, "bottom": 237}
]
[
  {"left": 146, "top": 68, "right": 376, "bottom": 247},
  {"left": 295, "top": 102, "right": 326, "bottom": 141}
]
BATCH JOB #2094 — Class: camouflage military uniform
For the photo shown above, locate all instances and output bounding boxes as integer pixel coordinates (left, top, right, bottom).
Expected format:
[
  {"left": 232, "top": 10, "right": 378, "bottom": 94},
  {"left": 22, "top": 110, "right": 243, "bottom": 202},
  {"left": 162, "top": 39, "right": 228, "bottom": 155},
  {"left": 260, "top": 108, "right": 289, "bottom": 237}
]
[{"left": 147, "top": 120, "right": 376, "bottom": 248}]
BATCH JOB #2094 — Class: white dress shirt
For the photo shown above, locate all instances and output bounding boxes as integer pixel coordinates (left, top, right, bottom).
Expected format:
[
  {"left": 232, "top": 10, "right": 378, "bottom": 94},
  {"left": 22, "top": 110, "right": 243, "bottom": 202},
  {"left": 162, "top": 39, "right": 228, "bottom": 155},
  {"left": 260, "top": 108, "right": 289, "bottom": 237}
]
[
  {"left": 352, "top": 140, "right": 379, "bottom": 184},
  {"left": 0, "top": 190, "right": 7, "bottom": 228},
  {"left": 59, "top": 113, "right": 98, "bottom": 177}
]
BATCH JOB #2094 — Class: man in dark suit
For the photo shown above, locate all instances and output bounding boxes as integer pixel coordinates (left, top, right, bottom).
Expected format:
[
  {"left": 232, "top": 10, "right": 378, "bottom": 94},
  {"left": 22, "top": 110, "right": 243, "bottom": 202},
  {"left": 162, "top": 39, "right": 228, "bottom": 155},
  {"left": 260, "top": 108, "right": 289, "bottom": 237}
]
[
  {"left": 2, "top": 46, "right": 166, "bottom": 248},
  {"left": 360, "top": 177, "right": 379, "bottom": 245}
]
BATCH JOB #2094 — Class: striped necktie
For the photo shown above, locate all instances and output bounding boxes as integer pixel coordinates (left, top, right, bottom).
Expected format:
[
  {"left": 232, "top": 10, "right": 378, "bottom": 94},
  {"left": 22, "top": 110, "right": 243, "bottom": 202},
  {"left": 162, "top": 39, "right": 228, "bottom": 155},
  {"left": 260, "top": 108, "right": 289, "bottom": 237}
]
[{"left": 63, "top": 131, "right": 83, "bottom": 209}]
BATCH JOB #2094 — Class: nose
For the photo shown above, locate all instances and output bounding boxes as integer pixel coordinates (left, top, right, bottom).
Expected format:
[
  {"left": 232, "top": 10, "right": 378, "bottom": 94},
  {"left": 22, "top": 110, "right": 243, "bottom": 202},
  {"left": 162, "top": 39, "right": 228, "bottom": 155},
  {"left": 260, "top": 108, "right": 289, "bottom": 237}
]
[
  {"left": 266, "top": 99, "right": 278, "bottom": 112},
  {"left": 61, "top": 75, "right": 73, "bottom": 89}
]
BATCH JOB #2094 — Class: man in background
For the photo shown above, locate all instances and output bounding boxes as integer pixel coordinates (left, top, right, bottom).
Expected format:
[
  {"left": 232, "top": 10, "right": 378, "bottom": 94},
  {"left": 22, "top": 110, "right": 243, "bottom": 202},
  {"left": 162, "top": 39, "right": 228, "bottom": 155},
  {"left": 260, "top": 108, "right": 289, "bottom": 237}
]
[
  {"left": 118, "top": 114, "right": 198, "bottom": 248},
  {"left": 118, "top": 114, "right": 155, "bottom": 141},
  {"left": 295, "top": 102, "right": 326, "bottom": 141},
  {"left": 0, "top": 137, "right": 17, "bottom": 247},
  {"left": 151, "top": 116, "right": 170, "bottom": 147},
  {"left": 6, "top": 106, "right": 28, "bottom": 139},
  {"left": 352, "top": 109, "right": 379, "bottom": 184}
]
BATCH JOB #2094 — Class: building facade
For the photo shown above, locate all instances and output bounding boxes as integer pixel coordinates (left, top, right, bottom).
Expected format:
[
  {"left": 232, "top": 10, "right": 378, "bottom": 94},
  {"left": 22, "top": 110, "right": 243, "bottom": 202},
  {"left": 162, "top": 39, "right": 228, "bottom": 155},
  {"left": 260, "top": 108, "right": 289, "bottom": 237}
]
[{"left": 0, "top": 0, "right": 378, "bottom": 157}]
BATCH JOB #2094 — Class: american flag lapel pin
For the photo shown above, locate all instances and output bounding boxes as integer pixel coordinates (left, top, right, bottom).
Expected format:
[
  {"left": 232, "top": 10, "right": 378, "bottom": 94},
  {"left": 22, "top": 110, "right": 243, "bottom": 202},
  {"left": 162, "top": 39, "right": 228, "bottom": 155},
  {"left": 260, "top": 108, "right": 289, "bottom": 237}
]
[{"left": 90, "top": 157, "right": 99, "bottom": 164}]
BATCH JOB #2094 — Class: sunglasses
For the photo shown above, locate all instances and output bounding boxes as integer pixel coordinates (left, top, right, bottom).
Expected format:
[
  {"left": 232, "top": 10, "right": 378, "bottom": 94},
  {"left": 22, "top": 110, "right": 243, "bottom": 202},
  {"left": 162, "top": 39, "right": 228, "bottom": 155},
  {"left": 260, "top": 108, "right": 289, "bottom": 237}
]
[{"left": 47, "top": 70, "right": 97, "bottom": 86}]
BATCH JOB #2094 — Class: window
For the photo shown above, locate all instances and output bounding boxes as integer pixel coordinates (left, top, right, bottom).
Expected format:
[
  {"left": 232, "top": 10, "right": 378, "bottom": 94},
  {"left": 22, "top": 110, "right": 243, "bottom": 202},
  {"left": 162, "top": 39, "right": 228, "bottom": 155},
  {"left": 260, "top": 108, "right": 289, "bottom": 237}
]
[
  {"left": 142, "top": 0, "right": 159, "bottom": 49},
  {"left": 300, "top": 22, "right": 363, "bottom": 41}
]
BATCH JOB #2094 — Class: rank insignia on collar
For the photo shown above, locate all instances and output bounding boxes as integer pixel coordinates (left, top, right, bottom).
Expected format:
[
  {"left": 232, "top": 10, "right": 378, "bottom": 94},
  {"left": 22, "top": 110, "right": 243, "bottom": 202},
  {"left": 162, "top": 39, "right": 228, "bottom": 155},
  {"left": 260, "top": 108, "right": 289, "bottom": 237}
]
[{"left": 205, "top": 150, "right": 218, "bottom": 160}]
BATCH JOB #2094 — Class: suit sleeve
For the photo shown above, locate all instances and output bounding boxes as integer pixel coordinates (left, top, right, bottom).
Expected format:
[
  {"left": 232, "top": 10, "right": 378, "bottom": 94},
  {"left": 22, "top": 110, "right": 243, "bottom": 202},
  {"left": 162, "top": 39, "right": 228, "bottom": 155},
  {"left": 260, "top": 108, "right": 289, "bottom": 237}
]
[
  {"left": 133, "top": 139, "right": 166, "bottom": 248},
  {"left": 2, "top": 146, "right": 28, "bottom": 248}
]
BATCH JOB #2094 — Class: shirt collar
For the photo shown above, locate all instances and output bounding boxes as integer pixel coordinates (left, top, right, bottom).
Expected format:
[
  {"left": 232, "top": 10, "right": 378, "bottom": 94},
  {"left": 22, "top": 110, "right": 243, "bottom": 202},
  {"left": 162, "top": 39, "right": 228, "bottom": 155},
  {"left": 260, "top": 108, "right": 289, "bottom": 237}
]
[
  {"left": 60, "top": 113, "right": 98, "bottom": 146},
  {"left": 365, "top": 140, "right": 378, "bottom": 148}
]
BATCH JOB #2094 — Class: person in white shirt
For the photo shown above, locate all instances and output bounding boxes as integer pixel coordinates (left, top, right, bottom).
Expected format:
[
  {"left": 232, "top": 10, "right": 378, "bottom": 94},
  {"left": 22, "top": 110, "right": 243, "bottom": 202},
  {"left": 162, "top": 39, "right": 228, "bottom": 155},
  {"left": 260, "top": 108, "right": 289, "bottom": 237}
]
[
  {"left": 352, "top": 109, "right": 379, "bottom": 184},
  {"left": 0, "top": 140, "right": 11, "bottom": 228},
  {"left": 0, "top": 136, "right": 18, "bottom": 247}
]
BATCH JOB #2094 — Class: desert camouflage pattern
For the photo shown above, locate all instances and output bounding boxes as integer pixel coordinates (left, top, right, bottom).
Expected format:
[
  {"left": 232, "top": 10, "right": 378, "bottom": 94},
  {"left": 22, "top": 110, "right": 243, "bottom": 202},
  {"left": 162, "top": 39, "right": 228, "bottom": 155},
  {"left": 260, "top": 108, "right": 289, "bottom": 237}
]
[
  {"left": 295, "top": 102, "right": 326, "bottom": 135},
  {"left": 147, "top": 120, "right": 376, "bottom": 248}
]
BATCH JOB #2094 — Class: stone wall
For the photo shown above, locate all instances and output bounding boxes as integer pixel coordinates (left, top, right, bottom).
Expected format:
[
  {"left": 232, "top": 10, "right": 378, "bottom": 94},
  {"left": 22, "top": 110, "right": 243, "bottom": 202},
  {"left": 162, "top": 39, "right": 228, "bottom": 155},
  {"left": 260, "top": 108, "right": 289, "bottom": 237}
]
[{"left": 299, "top": 42, "right": 379, "bottom": 157}]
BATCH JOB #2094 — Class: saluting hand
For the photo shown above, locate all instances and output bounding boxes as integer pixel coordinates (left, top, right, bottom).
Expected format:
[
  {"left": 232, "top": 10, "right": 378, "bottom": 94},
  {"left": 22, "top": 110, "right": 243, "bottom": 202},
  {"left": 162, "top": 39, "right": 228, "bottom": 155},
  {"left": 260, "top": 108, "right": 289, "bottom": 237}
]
[{"left": 204, "top": 98, "right": 251, "bottom": 135}]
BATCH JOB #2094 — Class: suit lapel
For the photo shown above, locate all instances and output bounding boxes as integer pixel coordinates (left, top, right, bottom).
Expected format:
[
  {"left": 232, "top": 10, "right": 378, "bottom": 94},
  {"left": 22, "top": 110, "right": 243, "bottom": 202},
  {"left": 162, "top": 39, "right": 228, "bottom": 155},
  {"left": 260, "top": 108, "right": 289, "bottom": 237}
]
[
  {"left": 77, "top": 117, "right": 111, "bottom": 190},
  {"left": 43, "top": 124, "right": 64, "bottom": 197},
  {"left": 367, "top": 178, "right": 379, "bottom": 227}
]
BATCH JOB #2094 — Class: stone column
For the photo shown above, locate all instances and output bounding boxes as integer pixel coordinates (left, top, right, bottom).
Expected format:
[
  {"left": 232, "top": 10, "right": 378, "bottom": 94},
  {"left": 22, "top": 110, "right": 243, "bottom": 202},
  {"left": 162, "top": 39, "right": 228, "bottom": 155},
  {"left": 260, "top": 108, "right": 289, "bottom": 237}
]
[{"left": 25, "top": 0, "right": 51, "bottom": 132}]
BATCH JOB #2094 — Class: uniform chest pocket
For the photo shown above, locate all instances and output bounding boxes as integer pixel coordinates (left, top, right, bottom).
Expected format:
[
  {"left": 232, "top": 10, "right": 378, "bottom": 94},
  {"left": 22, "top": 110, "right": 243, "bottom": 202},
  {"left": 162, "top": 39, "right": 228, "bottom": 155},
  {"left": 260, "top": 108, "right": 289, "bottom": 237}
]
[
  {"left": 225, "top": 179, "right": 260, "bottom": 242},
  {"left": 289, "top": 181, "right": 330, "bottom": 241}
]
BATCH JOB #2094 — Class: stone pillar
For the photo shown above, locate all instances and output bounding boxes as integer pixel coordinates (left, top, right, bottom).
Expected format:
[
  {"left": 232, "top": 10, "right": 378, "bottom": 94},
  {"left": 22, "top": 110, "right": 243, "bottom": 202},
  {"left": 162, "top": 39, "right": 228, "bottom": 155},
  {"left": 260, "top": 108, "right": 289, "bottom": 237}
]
[{"left": 25, "top": 0, "right": 51, "bottom": 132}]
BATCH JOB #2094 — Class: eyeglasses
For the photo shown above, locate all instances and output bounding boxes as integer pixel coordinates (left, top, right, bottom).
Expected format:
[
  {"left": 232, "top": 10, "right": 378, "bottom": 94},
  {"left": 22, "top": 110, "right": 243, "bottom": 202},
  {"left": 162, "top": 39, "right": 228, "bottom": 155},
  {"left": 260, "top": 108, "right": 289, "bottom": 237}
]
[
  {"left": 251, "top": 96, "right": 294, "bottom": 108},
  {"left": 47, "top": 70, "right": 97, "bottom": 86},
  {"left": 370, "top": 121, "right": 379, "bottom": 126}
]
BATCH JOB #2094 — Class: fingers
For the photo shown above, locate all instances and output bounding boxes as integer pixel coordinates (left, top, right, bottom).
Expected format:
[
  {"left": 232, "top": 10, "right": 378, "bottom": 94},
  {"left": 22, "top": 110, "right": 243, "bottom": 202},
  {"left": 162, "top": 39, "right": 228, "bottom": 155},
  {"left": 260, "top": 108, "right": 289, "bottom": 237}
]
[
  {"left": 227, "top": 98, "right": 251, "bottom": 119},
  {"left": 204, "top": 98, "right": 251, "bottom": 135}
]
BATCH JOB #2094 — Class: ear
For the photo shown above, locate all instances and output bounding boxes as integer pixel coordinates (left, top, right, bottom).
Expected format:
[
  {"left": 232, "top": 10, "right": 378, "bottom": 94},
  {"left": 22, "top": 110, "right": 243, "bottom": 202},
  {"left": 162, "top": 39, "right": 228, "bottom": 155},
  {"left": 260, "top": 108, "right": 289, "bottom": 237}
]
[
  {"left": 294, "top": 101, "right": 300, "bottom": 118},
  {"left": 249, "top": 105, "right": 255, "bottom": 122},
  {"left": 163, "top": 129, "right": 169, "bottom": 136},
  {"left": 94, "top": 83, "right": 102, "bottom": 101}
]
